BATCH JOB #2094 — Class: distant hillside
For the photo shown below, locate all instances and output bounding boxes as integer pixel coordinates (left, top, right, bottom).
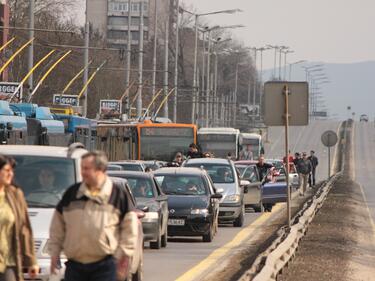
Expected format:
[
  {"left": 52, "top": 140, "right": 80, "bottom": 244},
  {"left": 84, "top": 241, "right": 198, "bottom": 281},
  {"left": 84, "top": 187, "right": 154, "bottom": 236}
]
[{"left": 263, "top": 61, "right": 375, "bottom": 120}]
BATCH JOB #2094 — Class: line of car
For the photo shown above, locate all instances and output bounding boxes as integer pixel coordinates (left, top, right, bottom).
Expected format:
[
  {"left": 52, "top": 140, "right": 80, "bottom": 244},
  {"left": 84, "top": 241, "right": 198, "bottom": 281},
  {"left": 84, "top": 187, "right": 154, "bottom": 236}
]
[{"left": 0, "top": 143, "right": 294, "bottom": 281}]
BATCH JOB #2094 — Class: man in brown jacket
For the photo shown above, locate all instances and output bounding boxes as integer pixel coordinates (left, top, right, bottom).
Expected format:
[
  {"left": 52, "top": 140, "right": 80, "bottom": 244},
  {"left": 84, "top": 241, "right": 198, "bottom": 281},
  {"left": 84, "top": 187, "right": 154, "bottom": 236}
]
[{"left": 48, "top": 151, "right": 138, "bottom": 281}]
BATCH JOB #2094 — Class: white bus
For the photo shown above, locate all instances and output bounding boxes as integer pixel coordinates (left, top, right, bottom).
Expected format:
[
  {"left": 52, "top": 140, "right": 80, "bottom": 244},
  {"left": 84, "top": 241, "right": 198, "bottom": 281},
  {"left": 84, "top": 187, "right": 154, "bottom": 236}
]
[
  {"left": 239, "top": 133, "right": 264, "bottom": 160},
  {"left": 198, "top": 127, "right": 241, "bottom": 159}
]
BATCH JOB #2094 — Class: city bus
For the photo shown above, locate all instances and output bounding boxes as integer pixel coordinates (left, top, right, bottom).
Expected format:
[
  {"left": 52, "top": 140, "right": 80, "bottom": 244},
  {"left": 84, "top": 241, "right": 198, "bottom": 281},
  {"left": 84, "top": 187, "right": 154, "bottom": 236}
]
[
  {"left": 239, "top": 133, "right": 264, "bottom": 160},
  {"left": 94, "top": 120, "right": 197, "bottom": 162},
  {"left": 197, "top": 127, "right": 241, "bottom": 159}
]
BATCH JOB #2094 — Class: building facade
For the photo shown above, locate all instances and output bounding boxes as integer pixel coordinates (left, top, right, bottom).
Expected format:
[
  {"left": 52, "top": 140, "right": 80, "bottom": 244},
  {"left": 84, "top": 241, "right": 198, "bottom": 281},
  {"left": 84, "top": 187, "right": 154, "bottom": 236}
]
[{"left": 87, "top": 0, "right": 172, "bottom": 48}]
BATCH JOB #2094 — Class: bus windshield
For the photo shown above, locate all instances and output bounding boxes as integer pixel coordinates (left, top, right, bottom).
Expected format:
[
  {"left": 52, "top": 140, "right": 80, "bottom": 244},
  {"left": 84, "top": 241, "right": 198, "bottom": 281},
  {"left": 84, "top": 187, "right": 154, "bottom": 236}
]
[
  {"left": 140, "top": 127, "right": 195, "bottom": 161},
  {"left": 198, "top": 134, "right": 237, "bottom": 158},
  {"left": 240, "top": 136, "right": 262, "bottom": 160}
]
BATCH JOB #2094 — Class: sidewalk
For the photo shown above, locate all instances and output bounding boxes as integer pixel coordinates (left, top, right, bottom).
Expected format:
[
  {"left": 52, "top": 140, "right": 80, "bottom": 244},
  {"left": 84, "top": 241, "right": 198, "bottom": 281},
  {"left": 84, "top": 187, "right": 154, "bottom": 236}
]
[{"left": 279, "top": 173, "right": 375, "bottom": 281}]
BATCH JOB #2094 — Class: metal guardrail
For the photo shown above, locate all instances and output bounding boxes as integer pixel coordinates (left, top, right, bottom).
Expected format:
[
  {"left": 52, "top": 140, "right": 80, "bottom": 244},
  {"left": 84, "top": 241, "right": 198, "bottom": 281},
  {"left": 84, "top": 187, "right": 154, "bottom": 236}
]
[
  {"left": 239, "top": 173, "right": 341, "bottom": 281},
  {"left": 239, "top": 121, "right": 350, "bottom": 281}
]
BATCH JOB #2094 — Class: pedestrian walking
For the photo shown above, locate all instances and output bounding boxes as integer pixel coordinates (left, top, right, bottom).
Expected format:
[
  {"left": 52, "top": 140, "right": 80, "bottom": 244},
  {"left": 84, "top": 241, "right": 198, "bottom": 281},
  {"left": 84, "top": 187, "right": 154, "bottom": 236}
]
[
  {"left": 296, "top": 152, "right": 312, "bottom": 196},
  {"left": 308, "top": 150, "right": 319, "bottom": 186},
  {"left": 256, "top": 156, "right": 273, "bottom": 181},
  {"left": 0, "top": 155, "right": 39, "bottom": 281},
  {"left": 49, "top": 151, "right": 138, "bottom": 281}
]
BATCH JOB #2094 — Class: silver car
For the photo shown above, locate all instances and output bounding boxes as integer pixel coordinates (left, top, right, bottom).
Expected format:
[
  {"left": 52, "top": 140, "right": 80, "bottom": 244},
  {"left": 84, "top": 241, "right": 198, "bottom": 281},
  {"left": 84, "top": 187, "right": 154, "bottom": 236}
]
[
  {"left": 109, "top": 171, "right": 169, "bottom": 249},
  {"left": 183, "top": 158, "right": 245, "bottom": 227},
  {"left": 0, "top": 144, "right": 87, "bottom": 281}
]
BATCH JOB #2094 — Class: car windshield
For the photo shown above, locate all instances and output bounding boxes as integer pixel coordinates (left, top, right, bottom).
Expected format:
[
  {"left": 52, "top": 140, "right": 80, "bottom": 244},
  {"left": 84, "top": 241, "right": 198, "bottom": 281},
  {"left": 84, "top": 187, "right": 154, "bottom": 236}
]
[
  {"left": 124, "top": 177, "right": 154, "bottom": 198},
  {"left": 155, "top": 174, "right": 208, "bottom": 195},
  {"left": 242, "top": 166, "right": 258, "bottom": 182},
  {"left": 12, "top": 155, "right": 76, "bottom": 207},
  {"left": 235, "top": 164, "right": 248, "bottom": 175},
  {"left": 184, "top": 163, "right": 235, "bottom": 184}
]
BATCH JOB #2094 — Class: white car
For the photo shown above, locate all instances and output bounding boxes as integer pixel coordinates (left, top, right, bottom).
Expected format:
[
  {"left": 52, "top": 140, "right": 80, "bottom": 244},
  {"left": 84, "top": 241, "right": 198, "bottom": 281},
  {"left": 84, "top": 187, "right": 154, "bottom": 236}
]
[{"left": 0, "top": 143, "right": 87, "bottom": 281}]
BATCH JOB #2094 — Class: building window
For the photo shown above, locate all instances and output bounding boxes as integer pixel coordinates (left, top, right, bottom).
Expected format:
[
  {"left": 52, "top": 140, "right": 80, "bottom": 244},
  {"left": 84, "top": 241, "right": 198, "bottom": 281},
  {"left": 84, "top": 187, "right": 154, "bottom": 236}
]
[
  {"left": 108, "top": 2, "right": 129, "bottom": 12},
  {"left": 132, "top": 3, "right": 139, "bottom": 12},
  {"left": 108, "top": 30, "right": 127, "bottom": 40},
  {"left": 131, "top": 17, "right": 148, "bottom": 26},
  {"left": 108, "top": 16, "right": 128, "bottom": 26}
]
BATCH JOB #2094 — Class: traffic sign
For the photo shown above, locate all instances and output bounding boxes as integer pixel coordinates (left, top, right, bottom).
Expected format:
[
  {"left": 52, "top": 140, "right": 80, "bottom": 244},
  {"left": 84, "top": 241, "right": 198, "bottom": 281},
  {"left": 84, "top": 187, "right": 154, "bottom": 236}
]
[
  {"left": 53, "top": 94, "right": 79, "bottom": 106},
  {"left": 99, "top": 99, "right": 122, "bottom": 116},
  {"left": 263, "top": 81, "right": 309, "bottom": 126},
  {"left": 321, "top": 130, "right": 338, "bottom": 147},
  {"left": 0, "top": 82, "right": 22, "bottom": 101}
]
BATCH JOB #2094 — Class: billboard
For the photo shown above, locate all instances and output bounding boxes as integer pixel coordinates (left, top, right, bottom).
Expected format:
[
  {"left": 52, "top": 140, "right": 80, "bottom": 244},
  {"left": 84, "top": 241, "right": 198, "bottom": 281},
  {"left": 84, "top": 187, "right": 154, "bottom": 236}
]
[
  {"left": 53, "top": 94, "right": 79, "bottom": 106},
  {"left": 0, "top": 82, "right": 22, "bottom": 101},
  {"left": 99, "top": 99, "right": 122, "bottom": 116}
]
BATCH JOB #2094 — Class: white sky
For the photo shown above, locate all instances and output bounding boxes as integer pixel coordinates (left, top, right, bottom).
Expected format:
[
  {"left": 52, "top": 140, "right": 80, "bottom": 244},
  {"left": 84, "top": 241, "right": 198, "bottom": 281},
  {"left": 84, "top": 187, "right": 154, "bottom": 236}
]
[{"left": 182, "top": 0, "right": 375, "bottom": 68}]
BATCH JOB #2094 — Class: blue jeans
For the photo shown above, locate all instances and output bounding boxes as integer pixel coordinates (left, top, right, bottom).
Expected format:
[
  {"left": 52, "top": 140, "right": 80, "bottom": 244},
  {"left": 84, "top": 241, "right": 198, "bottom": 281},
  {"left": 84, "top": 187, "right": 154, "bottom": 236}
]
[{"left": 64, "top": 256, "right": 116, "bottom": 281}]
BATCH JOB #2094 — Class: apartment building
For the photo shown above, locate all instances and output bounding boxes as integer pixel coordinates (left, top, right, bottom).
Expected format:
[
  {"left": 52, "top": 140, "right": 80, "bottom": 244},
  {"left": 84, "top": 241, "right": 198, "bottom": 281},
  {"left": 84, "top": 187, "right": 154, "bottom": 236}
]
[{"left": 87, "top": 0, "right": 173, "bottom": 48}]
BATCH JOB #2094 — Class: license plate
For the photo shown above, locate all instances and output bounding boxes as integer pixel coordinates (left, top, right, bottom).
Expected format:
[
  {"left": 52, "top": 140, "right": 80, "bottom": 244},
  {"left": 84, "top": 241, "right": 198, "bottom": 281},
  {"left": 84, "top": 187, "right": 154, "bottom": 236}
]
[{"left": 168, "top": 219, "right": 185, "bottom": 226}]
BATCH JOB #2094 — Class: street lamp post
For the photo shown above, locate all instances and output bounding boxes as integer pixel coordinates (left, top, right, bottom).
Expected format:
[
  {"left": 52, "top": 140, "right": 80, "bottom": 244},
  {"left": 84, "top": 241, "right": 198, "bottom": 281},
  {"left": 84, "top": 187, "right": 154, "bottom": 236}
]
[
  {"left": 180, "top": 8, "right": 243, "bottom": 124},
  {"left": 282, "top": 49, "right": 294, "bottom": 81},
  {"left": 173, "top": 0, "right": 180, "bottom": 123}
]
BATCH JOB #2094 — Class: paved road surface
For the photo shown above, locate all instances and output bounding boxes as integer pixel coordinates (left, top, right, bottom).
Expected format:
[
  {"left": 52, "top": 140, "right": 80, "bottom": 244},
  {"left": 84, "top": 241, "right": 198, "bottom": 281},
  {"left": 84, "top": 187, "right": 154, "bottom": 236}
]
[
  {"left": 143, "top": 120, "right": 340, "bottom": 281},
  {"left": 353, "top": 121, "right": 375, "bottom": 221},
  {"left": 265, "top": 120, "right": 340, "bottom": 182}
]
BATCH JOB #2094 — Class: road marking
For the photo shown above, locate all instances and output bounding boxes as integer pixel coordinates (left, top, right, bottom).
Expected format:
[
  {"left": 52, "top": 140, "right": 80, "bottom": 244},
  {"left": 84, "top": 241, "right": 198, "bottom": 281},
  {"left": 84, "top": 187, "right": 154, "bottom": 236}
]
[
  {"left": 175, "top": 204, "right": 284, "bottom": 281},
  {"left": 353, "top": 122, "right": 375, "bottom": 240}
]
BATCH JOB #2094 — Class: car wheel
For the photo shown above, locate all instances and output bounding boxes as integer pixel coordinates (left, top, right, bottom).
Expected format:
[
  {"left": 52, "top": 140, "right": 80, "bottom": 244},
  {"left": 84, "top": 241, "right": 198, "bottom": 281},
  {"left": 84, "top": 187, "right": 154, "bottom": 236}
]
[
  {"left": 202, "top": 224, "right": 213, "bottom": 242},
  {"left": 233, "top": 205, "right": 244, "bottom": 227},
  {"left": 253, "top": 203, "right": 262, "bottom": 213},
  {"left": 161, "top": 226, "right": 168, "bottom": 248},
  {"left": 150, "top": 226, "right": 162, "bottom": 249}
]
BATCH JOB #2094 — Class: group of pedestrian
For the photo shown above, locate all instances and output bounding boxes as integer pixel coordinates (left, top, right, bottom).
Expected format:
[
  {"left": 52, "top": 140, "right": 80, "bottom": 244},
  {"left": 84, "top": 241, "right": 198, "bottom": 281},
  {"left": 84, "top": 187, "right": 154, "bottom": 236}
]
[
  {"left": 286, "top": 150, "right": 319, "bottom": 196},
  {"left": 0, "top": 151, "right": 139, "bottom": 281}
]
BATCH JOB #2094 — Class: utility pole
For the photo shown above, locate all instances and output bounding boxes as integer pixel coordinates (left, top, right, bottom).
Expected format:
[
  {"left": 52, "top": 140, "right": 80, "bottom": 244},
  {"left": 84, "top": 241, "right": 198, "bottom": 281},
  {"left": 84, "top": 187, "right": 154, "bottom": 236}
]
[
  {"left": 252, "top": 49, "right": 257, "bottom": 115},
  {"left": 163, "top": 14, "right": 169, "bottom": 118},
  {"left": 83, "top": 0, "right": 89, "bottom": 117},
  {"left": 173, "top": 0, "right": 180, "bottom": 123},
  {"left": 126, "top": 0, "right": 132, "bottom": 114},
  {"left": 191, "top": 15, "right": 198, "bottom": 123},
  {"left": 27, "top": 0, "right": 35, "bottom": 98},
  {"left": 136, "top": 1, "right": 144, "bottom": 118},
  {"left": 205, "top": 31, "right": 212, "bottom": 127},
  {"left": 213, "top": 52, "right": 218, "bottom": 124}
]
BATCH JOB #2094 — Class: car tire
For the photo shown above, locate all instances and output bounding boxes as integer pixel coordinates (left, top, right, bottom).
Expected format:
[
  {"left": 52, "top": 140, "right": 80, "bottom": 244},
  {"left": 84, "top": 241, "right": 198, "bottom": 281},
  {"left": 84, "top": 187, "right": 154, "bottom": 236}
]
[
  {"left": 233, "top": 205, "right": 244, "bottom": 227},
  {"left": 161, "top": 226, "right": 168, "bottom": 248},
  {"left": 202, "top": 224, "right": 213, "bottom": 242},
  {"left": 253, "top": 203, "right": 262, "bottom": 213},
  {"left": 150, "top": 226, "right": 162, "bottom": 249}
]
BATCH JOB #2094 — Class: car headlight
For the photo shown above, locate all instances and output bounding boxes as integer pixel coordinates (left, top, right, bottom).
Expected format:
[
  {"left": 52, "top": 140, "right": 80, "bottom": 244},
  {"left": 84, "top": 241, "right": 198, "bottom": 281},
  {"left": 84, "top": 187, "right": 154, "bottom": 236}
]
[
  {"left": 191, "top": 209, "right": 209, "bottom": 215},
  {"left": 224, "top": 194, "right": 241, "bottom": 203}
]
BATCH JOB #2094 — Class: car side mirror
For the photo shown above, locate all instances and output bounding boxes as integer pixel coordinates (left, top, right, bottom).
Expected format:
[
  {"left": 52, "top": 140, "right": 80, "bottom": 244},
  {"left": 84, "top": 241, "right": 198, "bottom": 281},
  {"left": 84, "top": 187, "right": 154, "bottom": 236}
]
[
  {"left": 240, "top": 180, "right": 251, "bottom": 187},
  {"left": 141, "top": 206, "right": 149, "bottom": 213},
  {"left": 211, "top": 193, "right": 223, "bottom": 199}
]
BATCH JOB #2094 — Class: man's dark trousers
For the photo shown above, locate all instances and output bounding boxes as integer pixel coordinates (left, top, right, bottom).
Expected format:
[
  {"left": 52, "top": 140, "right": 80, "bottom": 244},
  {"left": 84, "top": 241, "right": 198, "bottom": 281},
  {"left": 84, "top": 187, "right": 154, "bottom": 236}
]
[
  {"left": 64, "top": 256, "right": 116, "bottom": 281},
  {"left": 309, "top": 168, "right": 316, "bottom": 186}
]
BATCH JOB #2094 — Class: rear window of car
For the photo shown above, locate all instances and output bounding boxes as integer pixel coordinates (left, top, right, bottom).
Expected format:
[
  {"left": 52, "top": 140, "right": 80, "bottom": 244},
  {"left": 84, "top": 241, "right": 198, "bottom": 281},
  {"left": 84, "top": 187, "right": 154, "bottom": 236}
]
[
  {"left": 125, "top": 176, "right": 154, "bottom": 198},
  {"left": 183, "top": 163, "right": 235, "bottom": 184},
  {"left": 12, "top": 155, "right": 76, "bottom": 207},
  {"left": 154, "top": 174, "right": 208, "bottom": 195}
]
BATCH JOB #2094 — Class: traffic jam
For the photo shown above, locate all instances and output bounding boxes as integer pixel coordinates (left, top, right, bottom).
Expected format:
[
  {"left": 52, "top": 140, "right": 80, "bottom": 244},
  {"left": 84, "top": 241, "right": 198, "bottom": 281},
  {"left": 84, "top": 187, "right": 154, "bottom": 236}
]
[{"left": 0, "top": 115, "right": 297, "bottom": 280}]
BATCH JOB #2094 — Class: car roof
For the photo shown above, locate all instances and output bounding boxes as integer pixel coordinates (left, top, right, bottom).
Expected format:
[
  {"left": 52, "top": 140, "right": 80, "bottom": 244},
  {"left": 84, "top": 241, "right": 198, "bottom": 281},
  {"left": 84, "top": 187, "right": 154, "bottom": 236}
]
[
  {"left": 0, "top": 145, "right": 86, "bottom": 159},
  {"left": 235, "top": 160, "right": 258, "bottom": 165},
  {"left": 109, "top": 160, "right": 144, "bottom": 165},
  {"left": 184, "top": 158, "right": 232, "bottom": 165},
  {"left": 107, "top": 170, "right": 152, "bottom": 179},
  {"left": 153, "top": 167, "right": 207, "bottom": 176}
]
